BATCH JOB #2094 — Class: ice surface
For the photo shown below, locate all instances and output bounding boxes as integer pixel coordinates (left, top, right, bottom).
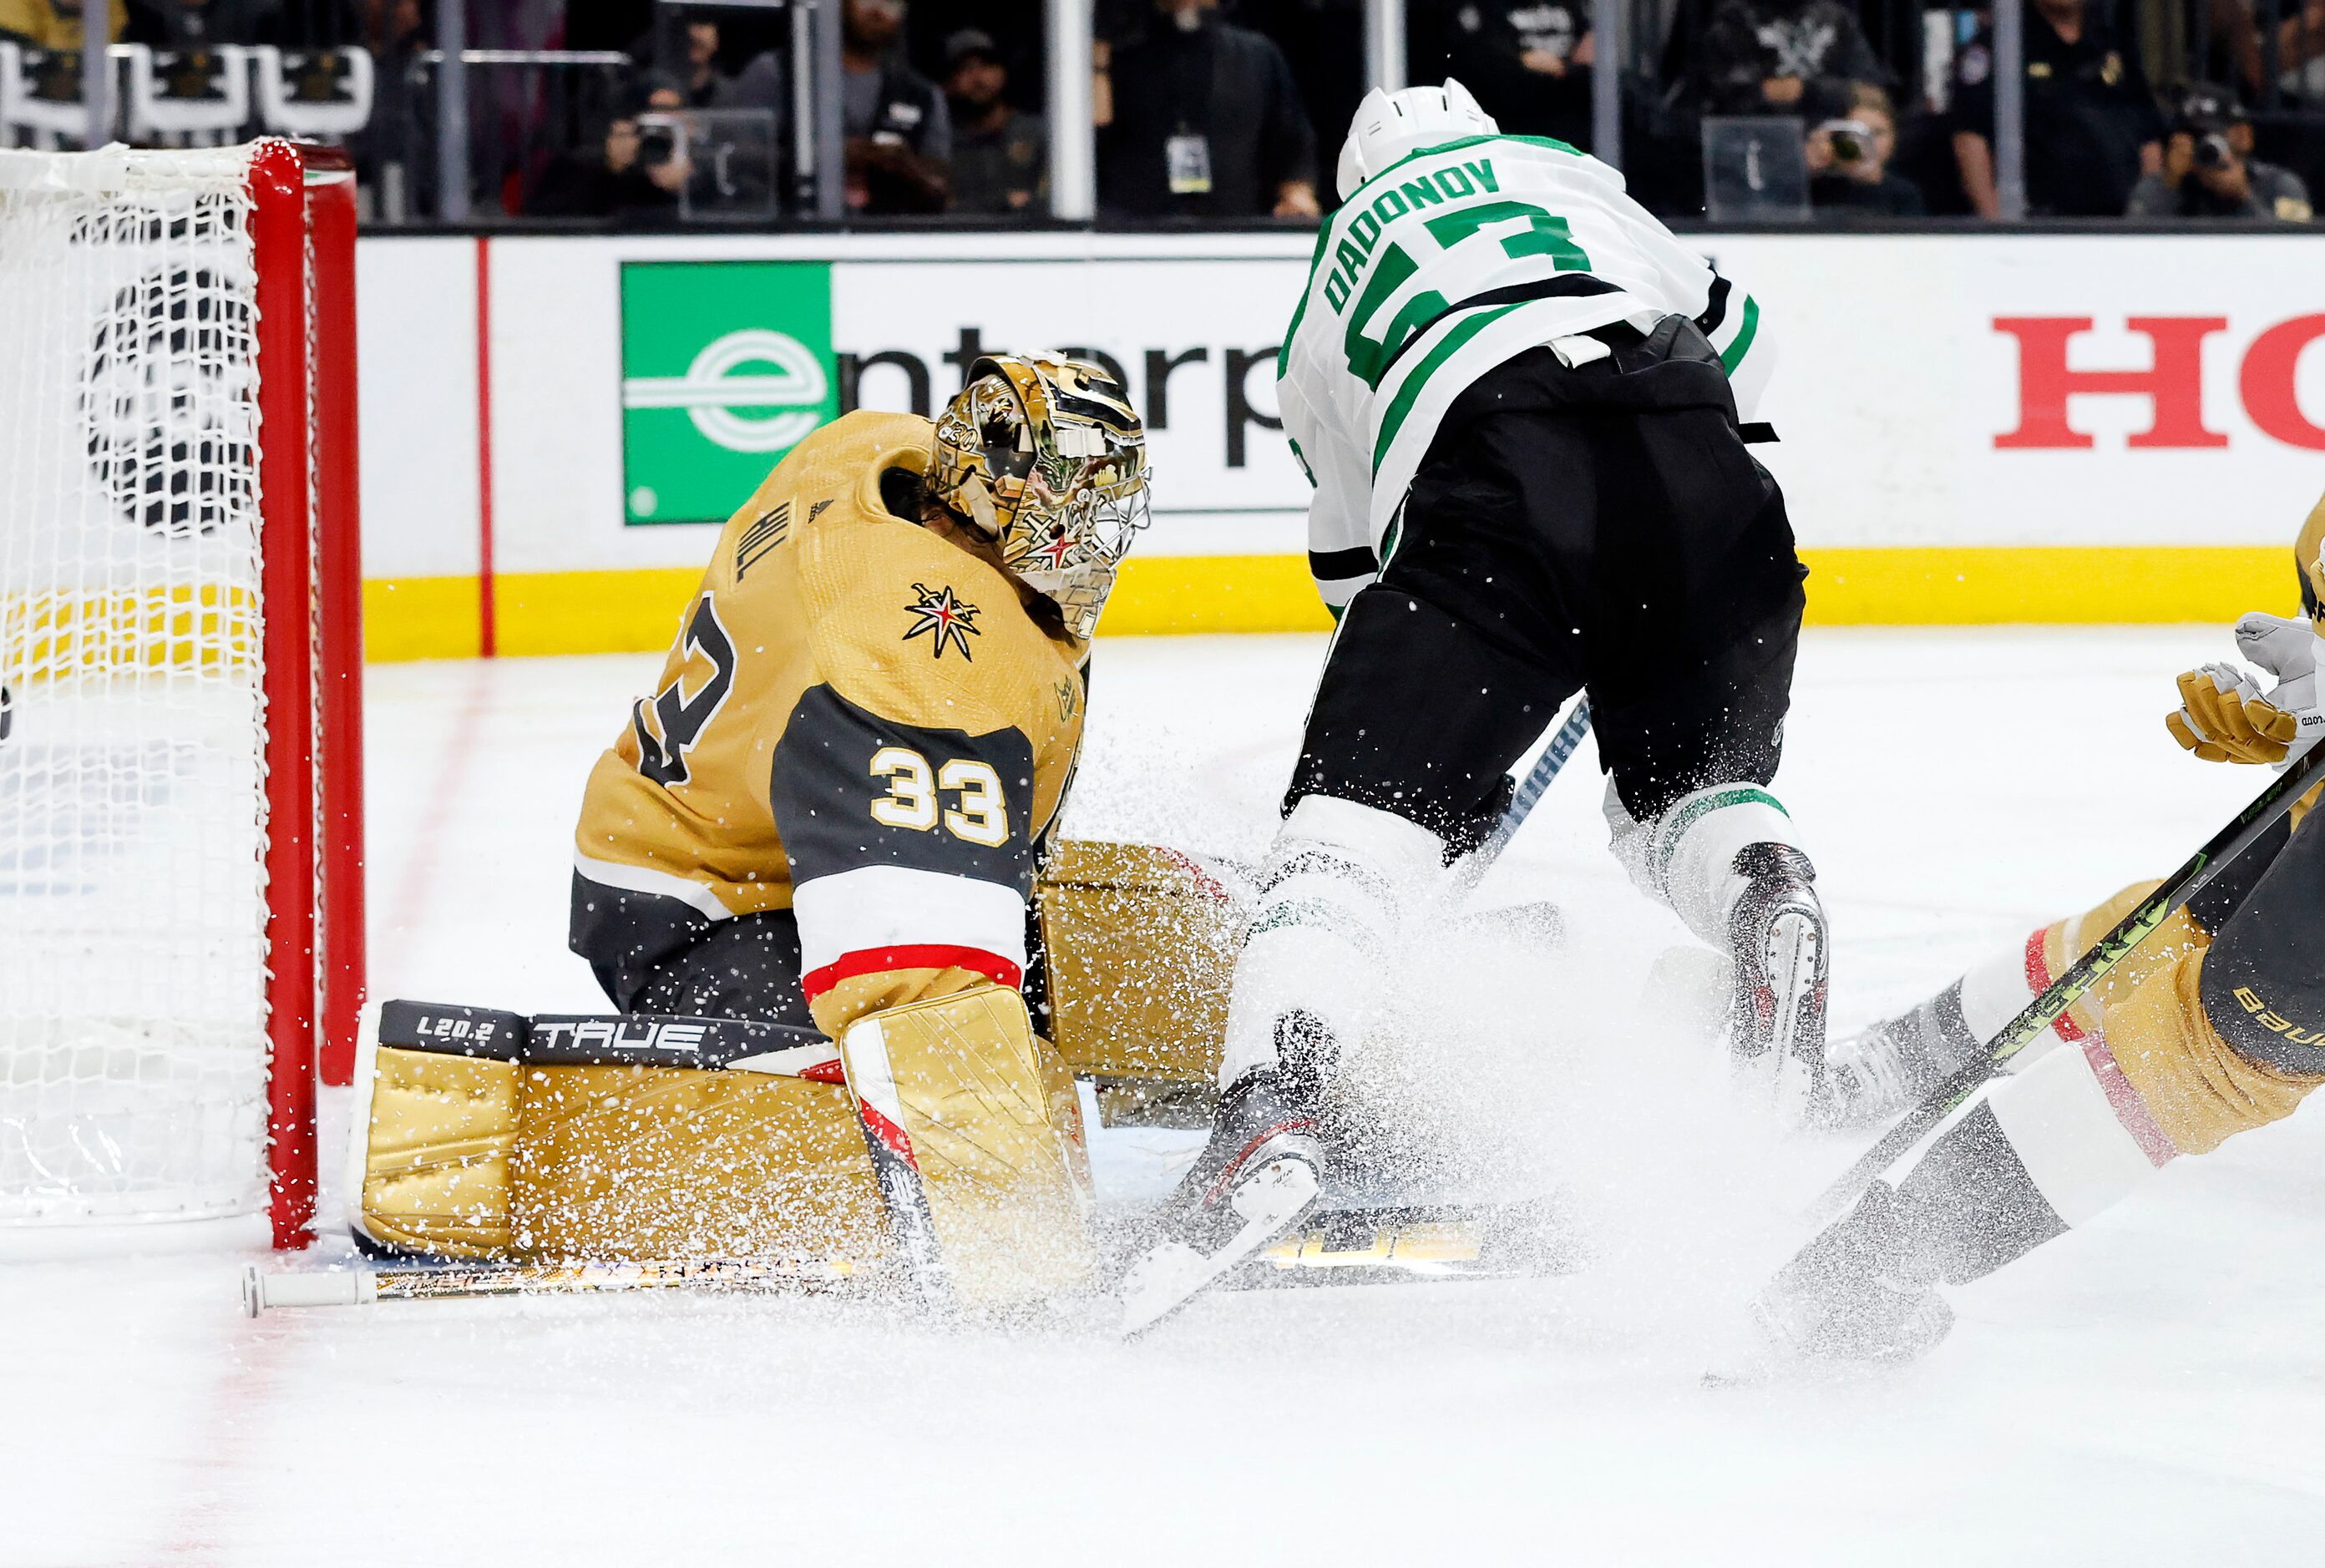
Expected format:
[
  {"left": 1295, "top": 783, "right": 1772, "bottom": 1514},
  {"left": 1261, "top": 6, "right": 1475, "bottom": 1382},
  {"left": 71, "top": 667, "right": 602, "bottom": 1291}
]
[{"left": 6, "top": 627, "right": 2323, "bottom": 1564}]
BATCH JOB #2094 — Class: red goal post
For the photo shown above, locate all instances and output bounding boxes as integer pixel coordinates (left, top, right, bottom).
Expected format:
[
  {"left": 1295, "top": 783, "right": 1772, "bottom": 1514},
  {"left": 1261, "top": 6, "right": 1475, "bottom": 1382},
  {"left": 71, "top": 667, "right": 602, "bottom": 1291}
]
[{"left": 0, "top": 140, "right": 365, "bottom": 1251}]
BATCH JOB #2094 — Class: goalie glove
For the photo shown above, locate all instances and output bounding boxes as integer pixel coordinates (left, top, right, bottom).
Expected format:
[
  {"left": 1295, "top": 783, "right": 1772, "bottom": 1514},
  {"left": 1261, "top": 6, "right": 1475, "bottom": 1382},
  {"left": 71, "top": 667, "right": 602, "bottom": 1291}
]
[{"left": 2168, "top": 613, "right": 2325, "bottom": 768}]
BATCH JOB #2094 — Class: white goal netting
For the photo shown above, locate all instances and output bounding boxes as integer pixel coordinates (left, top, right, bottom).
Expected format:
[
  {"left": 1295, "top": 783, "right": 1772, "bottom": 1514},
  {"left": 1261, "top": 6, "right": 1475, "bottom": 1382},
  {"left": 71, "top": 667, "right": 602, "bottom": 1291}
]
[{"left": 0, "top": 148, "right": 278, "bottom": 1225}]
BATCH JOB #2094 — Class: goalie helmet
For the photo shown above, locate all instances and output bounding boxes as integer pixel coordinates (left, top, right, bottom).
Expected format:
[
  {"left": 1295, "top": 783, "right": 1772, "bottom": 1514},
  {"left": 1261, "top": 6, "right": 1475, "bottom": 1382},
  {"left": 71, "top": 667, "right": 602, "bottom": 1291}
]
[
  {"left": 1335, "top": 78, "right": 1498, "bottom": 201},
  {"left": 930, "top": 352, "right": 1150, "bottom": 640}
]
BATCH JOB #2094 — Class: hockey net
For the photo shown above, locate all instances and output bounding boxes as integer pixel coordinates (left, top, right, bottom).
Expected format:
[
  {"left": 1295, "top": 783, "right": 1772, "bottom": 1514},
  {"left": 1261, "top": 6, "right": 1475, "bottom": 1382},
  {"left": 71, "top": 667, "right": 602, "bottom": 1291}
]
[{"left": 0, "top": 142, "right": 364, "bottom": 1248}]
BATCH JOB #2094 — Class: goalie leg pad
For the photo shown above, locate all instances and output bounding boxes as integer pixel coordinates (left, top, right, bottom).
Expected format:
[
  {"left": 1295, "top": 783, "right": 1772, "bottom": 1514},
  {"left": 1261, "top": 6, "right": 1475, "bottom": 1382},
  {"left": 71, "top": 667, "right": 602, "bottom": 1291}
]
[
  {"left": 1036, "top": 840, "right": 1246, "bottom": 1089},
  {"left": 511, "top": 1066, "right": 888, "bottom": 1263},
  {"left": 352, "top": 1005, "right": 889, "bottom": 1265},
  {"left": 838, "top": 986, "right": 1096, "bottom": 1308},
  {"left": 351, "top": 1043, "right": 521, "bottom": 1260}
]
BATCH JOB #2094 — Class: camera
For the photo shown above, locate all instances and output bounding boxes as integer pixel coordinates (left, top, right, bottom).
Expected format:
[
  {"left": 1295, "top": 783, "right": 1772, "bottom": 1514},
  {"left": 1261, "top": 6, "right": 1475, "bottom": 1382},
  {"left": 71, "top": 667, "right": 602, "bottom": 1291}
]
[
  {"left": 636, "top": 113, "right": 688, "bottom": 169},
  {"left": 2170, "top": 83, "right": 2243, "bottom": 173},
  {"left": 1817, "top": 119, "right": 1873, "bottom": 164}
]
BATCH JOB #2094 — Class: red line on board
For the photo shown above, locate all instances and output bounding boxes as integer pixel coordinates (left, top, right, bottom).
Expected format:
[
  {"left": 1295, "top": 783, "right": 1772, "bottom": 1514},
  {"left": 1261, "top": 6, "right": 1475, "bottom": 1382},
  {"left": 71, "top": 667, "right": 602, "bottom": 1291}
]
[{"left": 474, "top": 235, "right": 498, "bottom": 658}]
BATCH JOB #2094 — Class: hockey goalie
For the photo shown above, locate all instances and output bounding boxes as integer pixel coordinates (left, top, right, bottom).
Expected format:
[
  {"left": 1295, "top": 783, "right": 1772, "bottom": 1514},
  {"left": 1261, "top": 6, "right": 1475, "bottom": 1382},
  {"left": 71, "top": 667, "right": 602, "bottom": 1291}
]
[{"left": 344, "top": 353, "right": 1246, "bottom": 1308}]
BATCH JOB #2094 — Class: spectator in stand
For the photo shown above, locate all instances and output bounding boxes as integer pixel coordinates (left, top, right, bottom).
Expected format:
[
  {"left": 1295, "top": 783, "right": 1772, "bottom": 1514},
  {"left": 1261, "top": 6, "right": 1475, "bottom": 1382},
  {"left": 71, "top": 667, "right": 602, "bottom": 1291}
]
[
  {"left": 636, "top": 9, "right": 729, "bottom": 109},
  {"left": 125, "top": 0, "right": 285, "bottom": 45},
  {"left": 529, "top": 72, "right": 691, "bottom": 223},
  {"left": 1807, "top": 83, "right": 1926, "bottom": 215},
  {"left": 471, "top": 0, "right": 560, "bottom": 51},
  {"left": 2127, "top": 81, "right": 2313, "bottom": 218},
  {"left": 906, "top": 0, "right": 1042, "bottom": 104},
  {"left": 1694, "top": 0, "right": 1887, "bottom": 122},
  {"left": 1097, "top": 0, "right": 1320, "bottom": 220},
  {"left": 1240, "top": 0, "right": 1365, "bottom": 170},
  {"left": 1444, "top": 0, "right": 1595, "bottom": 149},
  {"left": 355, "top": 0, "right": 425, "bottom": 211},
  {"left": 943, "top": 28, "right": 1046, "bottom": 215},
  {"left": 841, "top": 0, "right": 950, "bottom": 214},
  {"left": 2282, "top": 0, "right": 2325, "bottom": 103},
  {"left": 0, "top": 0, "right": 126, "bottom": 46},
  {"left": 1949, "top": 0, "right": 2163, "bottom": 217}
]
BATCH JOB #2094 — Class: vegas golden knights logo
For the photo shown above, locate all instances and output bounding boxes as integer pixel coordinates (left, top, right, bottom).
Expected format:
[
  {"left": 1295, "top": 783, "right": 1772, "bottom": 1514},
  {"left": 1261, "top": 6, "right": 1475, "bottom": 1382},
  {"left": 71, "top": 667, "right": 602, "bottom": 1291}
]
[{"left": 904, "top": 583, "right": 980, "bottom": 660}]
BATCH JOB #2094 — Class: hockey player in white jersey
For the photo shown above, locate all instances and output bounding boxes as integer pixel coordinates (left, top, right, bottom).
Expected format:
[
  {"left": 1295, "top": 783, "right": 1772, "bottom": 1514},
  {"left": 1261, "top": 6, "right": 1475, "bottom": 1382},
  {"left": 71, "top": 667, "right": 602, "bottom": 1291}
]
[{"left": 1123, "top": 83, "right": 1828, "bottom": 1327}]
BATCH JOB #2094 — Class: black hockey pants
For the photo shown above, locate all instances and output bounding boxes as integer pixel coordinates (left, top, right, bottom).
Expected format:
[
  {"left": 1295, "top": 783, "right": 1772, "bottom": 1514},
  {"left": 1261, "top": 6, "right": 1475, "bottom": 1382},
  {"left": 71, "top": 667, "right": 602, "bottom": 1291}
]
[{"left": 1289, "top": 325, "right": 1809, "bottom": 849}]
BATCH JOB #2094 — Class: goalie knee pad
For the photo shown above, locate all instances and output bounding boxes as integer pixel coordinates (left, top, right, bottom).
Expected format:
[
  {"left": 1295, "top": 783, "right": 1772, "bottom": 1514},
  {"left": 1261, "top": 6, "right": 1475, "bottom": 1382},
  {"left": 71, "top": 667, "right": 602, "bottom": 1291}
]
[{"left": 1220, "top": 795, "right": 1446, "bottom": 1088}]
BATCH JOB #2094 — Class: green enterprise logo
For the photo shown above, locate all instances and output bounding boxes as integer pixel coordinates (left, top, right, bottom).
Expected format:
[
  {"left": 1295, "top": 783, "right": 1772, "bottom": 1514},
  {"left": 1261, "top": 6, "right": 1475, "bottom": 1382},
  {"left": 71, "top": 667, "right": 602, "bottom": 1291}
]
[{"left": 618, "top": 260, "right": 838, "bottom": 526}]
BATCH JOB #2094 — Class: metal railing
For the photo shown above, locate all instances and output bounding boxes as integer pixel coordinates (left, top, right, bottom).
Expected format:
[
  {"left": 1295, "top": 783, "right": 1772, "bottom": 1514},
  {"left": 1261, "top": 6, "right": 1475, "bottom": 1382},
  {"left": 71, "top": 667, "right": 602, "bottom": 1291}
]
[{"left": 367, "top": 0, "right": 2325, "bottom": 229}]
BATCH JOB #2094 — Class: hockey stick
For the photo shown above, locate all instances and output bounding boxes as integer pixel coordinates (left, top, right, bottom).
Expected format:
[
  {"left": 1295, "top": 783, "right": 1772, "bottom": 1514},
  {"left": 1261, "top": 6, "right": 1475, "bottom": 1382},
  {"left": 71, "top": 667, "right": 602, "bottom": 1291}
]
[
  {"left": 243, "top": 1255, "right": 863, "bottom": 1314},
  {"left": 246, "top": 1202, "right": 1575, "bottom": 1313},
  {"left": 1449, "top": 697, "right": 1593, "bottom": 896},
  {"left": 1803, "top": 742, "right": 2325, "bottom": 1227}
]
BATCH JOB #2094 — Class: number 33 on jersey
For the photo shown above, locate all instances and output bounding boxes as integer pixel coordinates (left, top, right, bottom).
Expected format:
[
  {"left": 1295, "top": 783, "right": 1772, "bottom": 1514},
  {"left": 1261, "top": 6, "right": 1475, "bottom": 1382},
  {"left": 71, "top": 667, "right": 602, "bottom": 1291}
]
[{"left": 571, "top": 410, "right": 1089, "bottom": 1039}]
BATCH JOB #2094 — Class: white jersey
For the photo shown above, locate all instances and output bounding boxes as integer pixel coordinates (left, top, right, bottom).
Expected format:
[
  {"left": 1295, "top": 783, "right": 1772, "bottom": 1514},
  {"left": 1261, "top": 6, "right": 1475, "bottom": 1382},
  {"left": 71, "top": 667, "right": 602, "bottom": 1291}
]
[{"left": 1277, "top": 134, "right": 1773, "bottom": 612}]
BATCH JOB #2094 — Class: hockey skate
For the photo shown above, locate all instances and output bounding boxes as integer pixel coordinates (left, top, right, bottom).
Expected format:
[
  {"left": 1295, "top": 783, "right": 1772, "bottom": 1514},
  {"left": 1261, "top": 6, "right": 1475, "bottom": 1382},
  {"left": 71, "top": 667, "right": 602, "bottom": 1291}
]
[
  {"left": 1709, "top": 1182, "right": 1956, "bottom": 1385},
  {"left": 1817, "top": 979, "right": 1998, "bottom": 1130},
  {"left": 1818, "top": 1014, "right": 1931, "bottom": 1131},
  {"left": 1725, "top": 844, "right": 1831, "bottom": 1126},
  {"left": 1117, "top": 1021, "right": 1333, "bottom": 1335}
]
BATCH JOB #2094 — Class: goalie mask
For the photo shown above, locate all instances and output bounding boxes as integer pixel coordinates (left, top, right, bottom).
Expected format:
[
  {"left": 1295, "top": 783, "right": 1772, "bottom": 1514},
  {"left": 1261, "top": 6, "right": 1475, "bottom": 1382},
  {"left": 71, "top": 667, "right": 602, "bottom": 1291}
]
[{"left": 931, "top": 352, "right": 1150, "bottom": 640}]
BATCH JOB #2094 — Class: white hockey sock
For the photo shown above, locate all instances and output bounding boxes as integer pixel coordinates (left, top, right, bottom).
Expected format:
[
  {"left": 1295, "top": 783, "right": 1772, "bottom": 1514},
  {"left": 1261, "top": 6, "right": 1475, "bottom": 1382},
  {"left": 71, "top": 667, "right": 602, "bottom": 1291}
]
[
  {"left": 1982, "top": 1030, "right": 2176, "bottom": 1227},
  {"left": 1604, "top": 779, "right": 1808, "bottom": 947},
  {"left": 1219, "top": 795, "right": 1446, "bottom": 1088}
]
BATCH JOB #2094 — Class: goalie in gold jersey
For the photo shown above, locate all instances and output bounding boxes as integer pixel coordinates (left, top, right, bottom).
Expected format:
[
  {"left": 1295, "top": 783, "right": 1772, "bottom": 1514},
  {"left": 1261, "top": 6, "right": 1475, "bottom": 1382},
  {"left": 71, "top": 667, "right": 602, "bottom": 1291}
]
[
  {"left": 570, "top": 353, "right": 1146, "bottom": 1043},
  {"left": 1741, "top": 488, "right": 2325, "bottom": 1368},
  {"left": 350, "top": 355, "right": 1165, "bottom": 1305}
]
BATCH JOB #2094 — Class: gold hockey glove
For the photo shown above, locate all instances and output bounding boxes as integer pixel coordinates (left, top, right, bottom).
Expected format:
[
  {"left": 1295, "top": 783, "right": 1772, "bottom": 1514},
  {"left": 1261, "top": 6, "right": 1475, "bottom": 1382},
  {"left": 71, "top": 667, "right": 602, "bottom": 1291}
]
[
  {"left": 2168, "top": 614, "right": 2323, "bottom": 766},
  {"left": 2170, "top": 664, "right": 2298, "bottom": 763}
]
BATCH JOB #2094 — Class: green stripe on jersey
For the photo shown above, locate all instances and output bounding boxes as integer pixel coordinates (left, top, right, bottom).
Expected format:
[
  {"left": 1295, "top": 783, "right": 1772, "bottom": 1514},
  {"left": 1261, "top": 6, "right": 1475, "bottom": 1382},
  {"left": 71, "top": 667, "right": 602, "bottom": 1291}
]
[
  {"left": 1279, "top": 221, "right": 1338, "bottom": 380},
  {"left": 1371, "top": 301, "right": 1527, "bottom": 471},
  {"left": 1719, "top": 294, "right": 1760, "bottom": 374}
]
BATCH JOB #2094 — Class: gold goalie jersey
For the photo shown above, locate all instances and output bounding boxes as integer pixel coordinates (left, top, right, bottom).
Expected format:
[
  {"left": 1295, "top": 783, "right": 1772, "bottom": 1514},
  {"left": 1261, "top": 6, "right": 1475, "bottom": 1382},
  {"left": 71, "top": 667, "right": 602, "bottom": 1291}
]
[{"left": 571, "top": 410, "right": 1088, "bottom": 1039}]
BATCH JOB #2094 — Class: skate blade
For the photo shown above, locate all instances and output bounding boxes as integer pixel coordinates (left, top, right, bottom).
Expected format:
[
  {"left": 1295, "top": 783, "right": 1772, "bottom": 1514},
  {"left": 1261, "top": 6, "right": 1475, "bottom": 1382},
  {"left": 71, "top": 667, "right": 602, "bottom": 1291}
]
[
  {"left": 1753, "top": 909, "right": 1826, "bottom": 1127},
  {"left": 1118, "top": 1156, "right": 1321, "bottom": 1338}
]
